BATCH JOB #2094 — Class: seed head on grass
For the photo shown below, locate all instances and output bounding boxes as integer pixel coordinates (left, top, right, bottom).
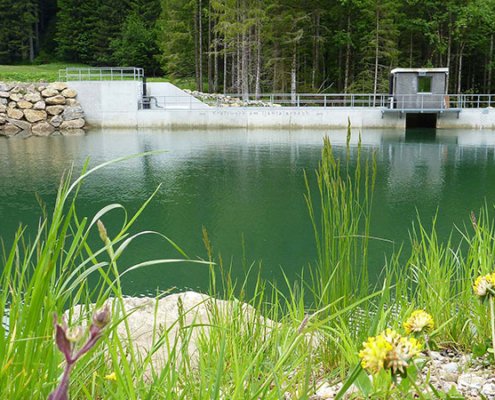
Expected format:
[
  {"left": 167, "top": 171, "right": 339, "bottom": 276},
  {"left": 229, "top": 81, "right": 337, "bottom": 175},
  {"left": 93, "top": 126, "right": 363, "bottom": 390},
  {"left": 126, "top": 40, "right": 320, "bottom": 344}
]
[
  {"left": 359, "top": 329, "right": 421, "bottom": 376},
  {"left": 48, "top": 305, "right": 111, "bottom": 400},
  {"left": 403, "top": 310, "right": 434, "bottom": 335}
]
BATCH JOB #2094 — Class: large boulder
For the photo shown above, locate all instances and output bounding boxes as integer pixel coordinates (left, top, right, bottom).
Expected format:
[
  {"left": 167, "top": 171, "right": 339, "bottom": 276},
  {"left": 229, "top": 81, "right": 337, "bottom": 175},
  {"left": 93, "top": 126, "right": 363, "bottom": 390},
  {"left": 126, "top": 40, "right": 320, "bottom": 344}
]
[
  {"left": 45, "top": 95, "right": 66, "bottom": 105},
  {"left": 24, "top": 92, "right": 42, "bottom": 103},
  {"left": 46, "top": 105, "right": 64, "bottom": 115},
  {"left": 49, "top": 82, "right": 68, "bottom": 91},
  {"left": 0, "top": 83, "right": 12, "bottom": 92},
  {"left": 32, "top": 121, "right": 55, "bottom": 136},
  {"left": 33, "top": 101, "right": 46, "bottom": 110},
  {"left": 61, "top": 88, "right": 77, "bottom": 98},
  {"left": 24, "top": 109, "right": 47, "bottom": 123},
  {"left": 1, "top": 123, "right": 20, "bottom": 136},
  {"left": 17, "top": 100, "right": 33, "bottom": 109},
  {"left": 41, "top": 88, "right": 59, "bottom": 98},
  {"left": 66, "top": 98, "right": 80, "bottom": 106},
  {"left": 9, "top": 86, "right": 22, "bottom": 94},
  {"left": 0, "top": 91, "right": 10, "bottom": 98},
  {"left": 50, "top": 115, "right": 63, "bottom": 128},
  {"left": 62, "top": 106, "right": 84, "bottom": 121},
  {"left": 9, "top": 93, "right": 23, "bottom": 102},
  {"left": 6, "top": 108, "right": 23, "bottom": 120},
  {"left": 70, "top": 292, "right": 274, "bottom": 373},
  {"left": 60, "top": 118, "right": 85, "bottom": 129},
  {"left": 7, "top": 118, "right": 31, "bottom": 131},
  {"left": 0, "top": 103, "right": 6, "bottom": 113}
]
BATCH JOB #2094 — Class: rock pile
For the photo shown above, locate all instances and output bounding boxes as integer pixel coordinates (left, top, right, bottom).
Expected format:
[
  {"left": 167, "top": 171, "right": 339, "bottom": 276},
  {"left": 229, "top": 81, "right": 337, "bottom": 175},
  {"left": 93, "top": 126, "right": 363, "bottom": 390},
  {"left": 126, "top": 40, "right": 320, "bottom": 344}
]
[
  {"left": 184, "top": 89, "right": 281, "bottom": 107},
  {"left": 0, "top": 82, "right": 86, "bottom": 137},
  {"left": 311, "top": 349, "right": 495, "bottom": 400}
]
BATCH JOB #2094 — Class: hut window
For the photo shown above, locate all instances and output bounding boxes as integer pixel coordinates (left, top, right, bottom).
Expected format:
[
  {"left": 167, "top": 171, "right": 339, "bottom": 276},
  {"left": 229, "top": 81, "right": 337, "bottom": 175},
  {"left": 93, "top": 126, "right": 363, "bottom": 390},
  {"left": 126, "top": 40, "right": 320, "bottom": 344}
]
[{"left": 418, "top": 76, "right": 432, "bottom": 93}]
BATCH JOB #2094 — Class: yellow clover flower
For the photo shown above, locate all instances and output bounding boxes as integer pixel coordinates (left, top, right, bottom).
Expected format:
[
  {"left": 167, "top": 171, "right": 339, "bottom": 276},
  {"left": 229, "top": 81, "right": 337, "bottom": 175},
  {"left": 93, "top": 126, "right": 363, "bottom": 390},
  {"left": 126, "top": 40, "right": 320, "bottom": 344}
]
[
  {"left": 473, "top": 273, "right": 495, "bottom": 298},
  {"left": 403, "top": 310, "right": 434, "bottom": 335},
  {"left": 359, "top": 329, "right": 422, "bottom": 376},
  {"left": 105, "top": 372, "right": 117, "bottom": 381},
  {"left": 382, "top": 329, "right": 421, "bottom": 375},
  {"left": 359, "top": 334, "right": 392, "bottom": 374}
]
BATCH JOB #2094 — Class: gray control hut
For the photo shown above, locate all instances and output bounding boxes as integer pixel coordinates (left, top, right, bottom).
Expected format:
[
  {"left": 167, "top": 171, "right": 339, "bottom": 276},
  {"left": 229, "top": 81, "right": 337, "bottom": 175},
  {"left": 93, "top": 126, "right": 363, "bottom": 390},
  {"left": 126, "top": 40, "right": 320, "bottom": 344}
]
[{"left": 389, "top": 68, "right": 448, "bottom": 111}]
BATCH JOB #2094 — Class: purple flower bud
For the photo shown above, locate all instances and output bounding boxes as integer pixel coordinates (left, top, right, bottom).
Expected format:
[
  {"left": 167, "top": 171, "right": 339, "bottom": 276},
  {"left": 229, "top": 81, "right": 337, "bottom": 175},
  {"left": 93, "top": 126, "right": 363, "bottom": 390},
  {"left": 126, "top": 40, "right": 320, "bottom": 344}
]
[
  {"left": 92, "top": 305, "right": 111, "bottom": 329},
  {"left": 65, "top": 326, "right": 84, "bottom": 343}
]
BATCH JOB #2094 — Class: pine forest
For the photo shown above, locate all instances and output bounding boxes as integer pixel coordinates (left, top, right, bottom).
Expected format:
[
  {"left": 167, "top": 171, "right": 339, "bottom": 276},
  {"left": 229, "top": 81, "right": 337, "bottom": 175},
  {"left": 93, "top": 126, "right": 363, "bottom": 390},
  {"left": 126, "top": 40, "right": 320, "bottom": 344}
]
[{"left": 2, "top": 0, "right": 495, "bottom": 96}]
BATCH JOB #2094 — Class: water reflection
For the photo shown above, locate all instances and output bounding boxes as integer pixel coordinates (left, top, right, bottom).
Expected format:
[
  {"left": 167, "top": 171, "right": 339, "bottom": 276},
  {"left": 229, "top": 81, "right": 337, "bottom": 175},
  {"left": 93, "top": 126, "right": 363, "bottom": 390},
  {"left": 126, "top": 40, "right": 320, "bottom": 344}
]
[{"left": 1, "top": 128, "right": 495, "bottom": 295}]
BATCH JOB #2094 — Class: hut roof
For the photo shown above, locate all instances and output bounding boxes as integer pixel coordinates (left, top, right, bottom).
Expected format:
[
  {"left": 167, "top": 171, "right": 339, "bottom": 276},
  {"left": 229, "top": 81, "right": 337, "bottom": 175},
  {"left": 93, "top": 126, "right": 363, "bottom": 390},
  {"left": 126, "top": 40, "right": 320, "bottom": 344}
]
[{"left": 391, "top": 68, "right": 448, "bottom": 74}]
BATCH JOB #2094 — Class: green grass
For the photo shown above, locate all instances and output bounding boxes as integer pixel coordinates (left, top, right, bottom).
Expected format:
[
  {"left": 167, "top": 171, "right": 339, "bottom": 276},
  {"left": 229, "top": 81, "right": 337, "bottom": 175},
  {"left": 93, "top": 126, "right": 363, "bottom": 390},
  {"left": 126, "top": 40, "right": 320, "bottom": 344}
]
[
  {"left": 0, "top": 63, "right": 200, "bottom": 91},
  {"left": 0, "top": 63, "right": 88, "bottom": 82},
  {"left": 2, "top": 133, "right": 495, "bottom": 399}
]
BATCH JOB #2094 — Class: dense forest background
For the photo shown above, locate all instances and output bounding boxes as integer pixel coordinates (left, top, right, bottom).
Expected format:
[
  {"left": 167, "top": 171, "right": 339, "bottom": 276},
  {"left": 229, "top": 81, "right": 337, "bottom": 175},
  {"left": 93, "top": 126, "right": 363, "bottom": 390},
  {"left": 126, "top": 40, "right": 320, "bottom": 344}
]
[{"left": 2, "top": 0, "right": 495, "bottom": 95}]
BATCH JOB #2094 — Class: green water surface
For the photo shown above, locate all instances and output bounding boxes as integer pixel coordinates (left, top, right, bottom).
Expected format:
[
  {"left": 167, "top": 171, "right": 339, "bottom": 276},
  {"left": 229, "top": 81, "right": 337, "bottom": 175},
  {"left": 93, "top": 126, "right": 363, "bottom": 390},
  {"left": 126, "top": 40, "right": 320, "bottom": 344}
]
[{"left": 1, "top": 128, "right": 494, "bottom": 295}]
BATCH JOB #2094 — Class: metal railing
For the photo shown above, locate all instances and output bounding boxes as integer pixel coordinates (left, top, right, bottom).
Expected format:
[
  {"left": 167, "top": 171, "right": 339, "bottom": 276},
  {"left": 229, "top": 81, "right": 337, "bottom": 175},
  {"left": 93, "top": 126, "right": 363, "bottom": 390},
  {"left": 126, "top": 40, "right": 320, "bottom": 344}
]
[
  {"left": 139, "top": 95, "right": 208, "bottom": 110},
  {"left": 202, "top": 93, "right": 390, "bottom": 108},
  {"left": 60, "top": 67, "right": 144, "bottom": 82},
  {"left": 386, "top": 94, "right": 495, "bottom": 112},
  {"left": 140, "top": 92, "right": 495, "bottom": 111},
  {"left": 140, "top": 93, "right": 391, "bottom": 110}
]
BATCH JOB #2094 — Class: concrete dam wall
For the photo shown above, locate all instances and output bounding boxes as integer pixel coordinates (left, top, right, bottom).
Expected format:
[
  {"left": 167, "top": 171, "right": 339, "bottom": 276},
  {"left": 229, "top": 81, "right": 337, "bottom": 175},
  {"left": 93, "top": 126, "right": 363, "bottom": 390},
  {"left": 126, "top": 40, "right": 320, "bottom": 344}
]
[{"left": 70, "top": 81, "right": 495, "bottom": 130}]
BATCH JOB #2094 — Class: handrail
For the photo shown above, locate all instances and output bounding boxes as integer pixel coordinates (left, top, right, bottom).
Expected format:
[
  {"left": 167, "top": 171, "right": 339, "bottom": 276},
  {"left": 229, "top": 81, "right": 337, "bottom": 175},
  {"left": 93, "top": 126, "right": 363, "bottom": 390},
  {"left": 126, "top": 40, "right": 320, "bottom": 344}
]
[
  {"left": 60, "top": 67, "right": 144, "bottom": 82},
  {"left": 139, "top": 93, "right": 495, "bottom": 111}
]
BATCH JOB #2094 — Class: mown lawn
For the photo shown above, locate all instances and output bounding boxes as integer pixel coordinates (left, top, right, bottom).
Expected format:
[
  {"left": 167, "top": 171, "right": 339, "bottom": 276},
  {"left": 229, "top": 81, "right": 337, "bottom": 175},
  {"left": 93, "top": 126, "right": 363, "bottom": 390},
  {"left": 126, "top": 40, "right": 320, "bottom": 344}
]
[
  {"left": 0, "top": 63, "right": 200, "bottom": 91},
  {"left": 0, "top": 63, "right": 89, "bottom": 82}
]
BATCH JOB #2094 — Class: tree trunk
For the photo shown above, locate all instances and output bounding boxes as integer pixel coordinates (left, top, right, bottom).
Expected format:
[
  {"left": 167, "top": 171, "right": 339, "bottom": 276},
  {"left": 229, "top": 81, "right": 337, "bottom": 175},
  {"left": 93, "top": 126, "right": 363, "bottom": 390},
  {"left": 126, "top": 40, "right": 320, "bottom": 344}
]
[
  {"left": 223, "top": 42, "right": 228, "bottom": 95},
  {"left": 291, "top": 45, "right": 297, "bottom": 104},
  {"left": 214, "top": 29, "right": 218, "bottom": 93},
  {"left": 29, "top": 28, "right": 34, "bottom": 63},
  {"left": 446, "top": 13, "right": 452, "bottom": 92},
  {"left": 311, "top": 11, "right": 320, "bottom": 91},
  {"left": 241, "top": 0, "right": 249, "bottom": 101},
  {"left": 236, "top": 33, "right": 241, "bottom": 93},
  {"left": 373, "top": 9, "right": 380, "bottom": 105},
  {"left": 255, "top": 21, "right": 261, "bottom": 99},
  {"left": 273, "top": 44, "right": 278, "bottom": 93},
  {"left": 488, "top": 34, "right": 494, "bottom": 92},
  {"left": 208, "top": 1, "right": 213, "bottom": 93},
  {"left": 344, "top": 13, "right": 351, "bottom": 94},
  {"left": 457, "top": 43, "right": 464, "bottom": 94},
  {"left": 409, "top": 33, "right": 413, "bottom": 68},
  {"left": 198, "top": 0, "right": 203, "bottom": 92},
  {"left": 231, "top": 51, "right": 236, "bottom": 92},
  {"left": 194, "top": 3, "right": 200, "bottom": 90}
]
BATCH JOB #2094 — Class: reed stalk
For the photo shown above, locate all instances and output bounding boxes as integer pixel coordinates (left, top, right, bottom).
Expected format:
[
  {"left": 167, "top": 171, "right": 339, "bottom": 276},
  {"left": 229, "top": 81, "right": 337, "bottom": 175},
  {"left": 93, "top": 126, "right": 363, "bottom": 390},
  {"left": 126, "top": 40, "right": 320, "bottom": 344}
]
[{"left": 305, "top": 124, "right": 376, "bottom": 309}]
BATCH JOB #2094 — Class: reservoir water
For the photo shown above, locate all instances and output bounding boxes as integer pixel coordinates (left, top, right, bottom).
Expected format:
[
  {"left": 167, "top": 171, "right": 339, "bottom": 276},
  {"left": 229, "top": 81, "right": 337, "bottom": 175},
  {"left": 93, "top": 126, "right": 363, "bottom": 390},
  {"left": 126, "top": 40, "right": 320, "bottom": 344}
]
[{"left": 1, "top": 128, "right": 495, "bottom": 295}]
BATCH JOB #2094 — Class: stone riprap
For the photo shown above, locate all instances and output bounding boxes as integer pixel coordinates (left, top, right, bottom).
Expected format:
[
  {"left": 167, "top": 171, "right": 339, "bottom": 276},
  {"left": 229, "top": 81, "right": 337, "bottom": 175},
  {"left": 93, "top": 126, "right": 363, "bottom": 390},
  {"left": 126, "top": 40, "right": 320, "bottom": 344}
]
[
  {"left": 0, "top": 82, "right": 87, "bottom": 137},
  {"left": 183, "top": 89, "right": 282, "bottom": 107}
]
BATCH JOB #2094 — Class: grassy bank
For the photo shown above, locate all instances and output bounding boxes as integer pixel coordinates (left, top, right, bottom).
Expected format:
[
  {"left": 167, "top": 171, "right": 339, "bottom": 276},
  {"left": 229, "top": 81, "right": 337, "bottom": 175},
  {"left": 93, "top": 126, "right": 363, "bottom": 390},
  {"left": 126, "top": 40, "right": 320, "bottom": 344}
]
[
  {"left": 0, "top": 132, "right": 494, "bottom": 399},
  {"left": 0, "top": 63, "right": 86, "bottom": 82},
  {"left": 0, "top": 63, "right": 198, "bottom": 90}
]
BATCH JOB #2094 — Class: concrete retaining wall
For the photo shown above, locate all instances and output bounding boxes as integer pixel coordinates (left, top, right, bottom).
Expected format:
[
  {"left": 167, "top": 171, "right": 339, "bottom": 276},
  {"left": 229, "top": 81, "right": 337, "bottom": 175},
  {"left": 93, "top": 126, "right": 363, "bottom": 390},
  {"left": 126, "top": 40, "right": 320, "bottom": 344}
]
[
  {"left": 69, "top": 81, "right": 141, "bottom": 128},
  {"left": 136, "top": 108, "right": 405, "bottom": 129},
  {"left": 69, "top": 81, "right": 495, "bottom": 130},
  {"left": 437, "top": 108, "right": 495, "bottom": 129}
]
